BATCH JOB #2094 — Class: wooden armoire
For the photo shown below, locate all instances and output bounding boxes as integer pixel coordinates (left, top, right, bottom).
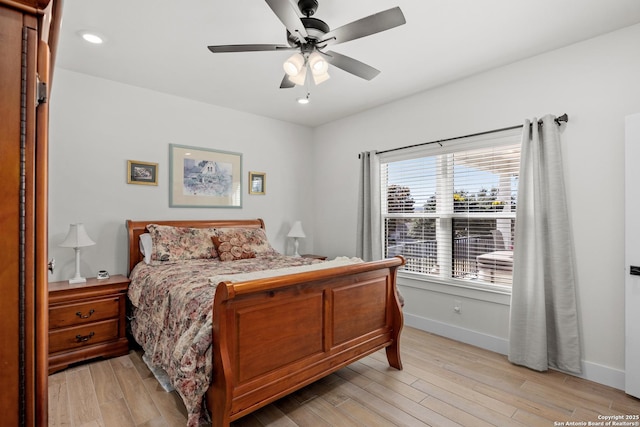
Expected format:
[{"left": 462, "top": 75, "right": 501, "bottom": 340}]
[{"left": 0, "top": 0, "right": 61, "bottom": 425}]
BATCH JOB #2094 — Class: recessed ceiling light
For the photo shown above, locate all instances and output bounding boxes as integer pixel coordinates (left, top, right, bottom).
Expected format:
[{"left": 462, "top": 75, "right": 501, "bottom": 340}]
[
  {"left": 297, "top": 93, "right": 310, "bottom": 105},
  {"left": 77, "top": 30, "right": 105, "bottom": 44}
]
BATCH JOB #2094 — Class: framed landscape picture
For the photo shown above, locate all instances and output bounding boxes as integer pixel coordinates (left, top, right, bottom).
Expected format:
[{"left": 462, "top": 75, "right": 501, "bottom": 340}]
[
  {"left": 169, "top": 144, "right": 242, "bottom": 208},
  {"left": 249, "top": 171, "right": 266, "bottom": 195},
  {"left": 127, "top": 160, "right": 158, "bottom": 186}
]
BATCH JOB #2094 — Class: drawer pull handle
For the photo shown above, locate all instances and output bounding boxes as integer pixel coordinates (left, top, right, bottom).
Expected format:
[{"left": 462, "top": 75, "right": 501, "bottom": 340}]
[
  {"left": 76, "top": 309, "right": 95, "bottom": 319},
  {"left": 75, "top": 332, "right": 95, "bottom": 343}
]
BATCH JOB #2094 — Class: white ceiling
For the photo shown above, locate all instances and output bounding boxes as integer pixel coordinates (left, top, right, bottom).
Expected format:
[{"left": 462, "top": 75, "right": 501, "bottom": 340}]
[{"left": 56, "top": 0, "right": 640, "bottom": 128}]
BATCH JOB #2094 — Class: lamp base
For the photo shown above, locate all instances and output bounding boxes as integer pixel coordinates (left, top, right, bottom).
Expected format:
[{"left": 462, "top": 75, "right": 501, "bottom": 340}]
[
  {"left": 69, "top": 276, "right": 87, "bottom": 284},
  {"left": 293, "top": 238, "right": 301, "bottom": 257}
]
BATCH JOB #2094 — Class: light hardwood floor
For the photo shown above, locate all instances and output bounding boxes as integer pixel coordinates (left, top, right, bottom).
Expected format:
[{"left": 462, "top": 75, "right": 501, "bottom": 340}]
[{"left": 49, "top": 326, "right": 640, "bottom": 426}]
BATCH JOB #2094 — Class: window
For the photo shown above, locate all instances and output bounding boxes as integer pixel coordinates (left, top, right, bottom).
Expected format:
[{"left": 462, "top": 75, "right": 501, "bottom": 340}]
[{"left": 380, "top": 129, "right": 522, "bottom": 290}]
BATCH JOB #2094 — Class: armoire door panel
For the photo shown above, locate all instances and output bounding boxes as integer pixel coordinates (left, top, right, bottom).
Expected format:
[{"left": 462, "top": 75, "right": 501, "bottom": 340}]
[
  {"left": 0, "top": 1, "right": 55, "bottom": 425},
  {"left": 0, "top": 7, "right": 27, "bottom": 426}
]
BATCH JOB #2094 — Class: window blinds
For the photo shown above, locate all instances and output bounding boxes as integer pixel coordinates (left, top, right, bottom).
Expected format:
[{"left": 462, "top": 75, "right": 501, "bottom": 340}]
[{"left": 380, "top": 128, "right": 521, "bottom": 288}]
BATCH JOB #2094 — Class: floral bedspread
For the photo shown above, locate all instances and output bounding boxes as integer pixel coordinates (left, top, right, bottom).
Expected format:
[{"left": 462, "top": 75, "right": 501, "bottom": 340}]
[{"left": 128, "top": 255, "right": 322, "bottom": 427}]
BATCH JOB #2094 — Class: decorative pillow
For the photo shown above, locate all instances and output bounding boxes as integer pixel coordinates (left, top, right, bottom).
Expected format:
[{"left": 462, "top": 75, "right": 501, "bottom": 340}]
[
  {"left": 213, "top": 227, "right": 279, "bottom": 257},
  {"left": 139, "top": 233, "right": 153, "bottom": 264},
  {"left": 146, "top": 224, "right": 218, "bottom": 262},
  {"left": 211, "top": 233, "right": 256, "bottom": 262}
]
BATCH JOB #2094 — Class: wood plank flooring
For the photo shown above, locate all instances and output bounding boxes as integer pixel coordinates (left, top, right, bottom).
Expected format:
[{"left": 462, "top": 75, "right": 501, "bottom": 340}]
[{"left": 49, "top": 326, "right": 640, "bottom": 426}]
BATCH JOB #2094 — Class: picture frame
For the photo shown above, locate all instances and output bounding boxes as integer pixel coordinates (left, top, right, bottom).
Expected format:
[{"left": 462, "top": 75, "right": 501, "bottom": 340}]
[
  {"left": 127, "top": 160, "right": 158, "bottom": 186},
  {"left": 249, "top": 171, "right": 266, "bottom": 195},
  {"left": 169, "top": 144, "right": 242, "bottom": 208}
]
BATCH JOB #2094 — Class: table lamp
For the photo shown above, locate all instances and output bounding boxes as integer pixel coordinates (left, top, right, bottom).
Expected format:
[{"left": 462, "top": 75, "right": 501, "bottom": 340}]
[
  {"left": 59, "top": 223, "right": 95, "bottom": 284},
  {"left": 287, "top": 221, "right": 306, "bottom": 257}
]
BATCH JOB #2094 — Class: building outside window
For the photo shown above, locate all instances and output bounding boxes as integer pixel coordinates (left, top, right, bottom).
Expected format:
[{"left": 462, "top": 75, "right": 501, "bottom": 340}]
[{"left": 380, "top": 129, "right": 521, "bottom": 290}]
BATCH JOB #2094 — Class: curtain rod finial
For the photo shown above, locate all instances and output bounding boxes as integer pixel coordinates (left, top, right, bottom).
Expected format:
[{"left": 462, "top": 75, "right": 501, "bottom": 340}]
[{"left": 556, "top": 113, "right": 569, "bottom": 124}]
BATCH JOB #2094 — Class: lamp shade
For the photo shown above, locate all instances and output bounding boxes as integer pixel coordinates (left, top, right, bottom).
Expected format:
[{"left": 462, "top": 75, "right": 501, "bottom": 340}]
[
  {"left": 287, "top": 221, "right": 306, "bottom": 238},
  {"left": 59, "top": 223, "right": 96, "bottom": 248}
]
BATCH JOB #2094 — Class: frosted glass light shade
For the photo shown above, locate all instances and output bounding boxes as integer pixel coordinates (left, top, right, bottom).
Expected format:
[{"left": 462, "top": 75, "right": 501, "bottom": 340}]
[
  {"left": 312, "top": 70, "right": 330, "bottom": 85},
  {"left": 308, "top": 52, "right": 328, "bottom": 74},
  {"left": 289, "top": 67, "right": 307, "bottom": 86},
  {"left": 283, "top": 53, "right": 305, "bottom": 76}
]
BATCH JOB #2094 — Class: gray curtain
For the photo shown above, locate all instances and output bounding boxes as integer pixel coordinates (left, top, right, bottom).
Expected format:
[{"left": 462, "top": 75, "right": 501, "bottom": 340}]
[
  {"left": 508, "top": 115, "right": 581, "bottom": 374},
  {"left": 356, "top": 151, "right": 382, "bottom": 261}
]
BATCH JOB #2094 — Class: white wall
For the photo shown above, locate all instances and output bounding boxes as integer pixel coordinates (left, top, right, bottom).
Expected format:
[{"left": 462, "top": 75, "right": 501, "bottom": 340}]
[
  {"left": 49, "top": 23, "right": 640, "bottom": 390},
  {"left": 312, "top": 24, "right": 640, "bottom": 388},
  {"left": 49, "top": 70, "right": 315, "bottom": 281}
]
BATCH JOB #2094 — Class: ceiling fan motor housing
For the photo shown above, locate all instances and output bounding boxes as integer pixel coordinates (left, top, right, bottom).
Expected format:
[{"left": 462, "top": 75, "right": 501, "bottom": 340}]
[
  {"left": 287, "top": 17, "right": 329, "bottom": 46},
  {"left": 298, "top": 0, "right": 318, "bottom": 16}
]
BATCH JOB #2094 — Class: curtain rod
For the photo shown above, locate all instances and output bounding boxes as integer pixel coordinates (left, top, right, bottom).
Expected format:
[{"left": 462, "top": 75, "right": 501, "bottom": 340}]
[{"left": 366, "top": 113, "right": 569, "bottom": 158}]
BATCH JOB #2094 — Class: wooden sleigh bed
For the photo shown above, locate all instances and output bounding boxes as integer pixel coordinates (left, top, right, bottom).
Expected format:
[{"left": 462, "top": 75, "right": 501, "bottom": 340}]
[{"left": 126, "top": 218, "right": 405, "bottom": 427}]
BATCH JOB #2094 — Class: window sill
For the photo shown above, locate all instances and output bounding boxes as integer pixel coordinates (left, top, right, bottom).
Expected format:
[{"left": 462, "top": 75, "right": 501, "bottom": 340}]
[{"left": 397, "top": 271, "right": 512, "bottom": 304}]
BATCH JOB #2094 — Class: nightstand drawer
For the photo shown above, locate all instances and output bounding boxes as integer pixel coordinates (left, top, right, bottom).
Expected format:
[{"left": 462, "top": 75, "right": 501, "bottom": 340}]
[
  {"left": 49, "top": 296, "right": 120, "bottom": 329},
  {"left": 49, "top": 319, "right": 120, "bottom": 354},
  {"left": 48, "top": 275, "right": 130, "bottom": 373}
]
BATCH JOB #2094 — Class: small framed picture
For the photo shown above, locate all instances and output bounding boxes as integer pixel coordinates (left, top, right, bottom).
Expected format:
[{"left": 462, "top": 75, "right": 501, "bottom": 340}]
[
  {"left": 127, "top": 160, "right": 158, "bottom": 186},
  {"left": 249, "top": 171, "right": 266, "bottom": 195}
]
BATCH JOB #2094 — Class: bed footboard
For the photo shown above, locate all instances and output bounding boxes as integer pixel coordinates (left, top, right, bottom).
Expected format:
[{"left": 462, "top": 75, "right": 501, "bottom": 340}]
[{"left": 206, "top": 256, "right": 405, "bottom": 426}]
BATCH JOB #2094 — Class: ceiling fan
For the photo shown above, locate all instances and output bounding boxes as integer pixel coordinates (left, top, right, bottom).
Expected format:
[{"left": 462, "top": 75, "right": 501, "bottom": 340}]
[{"left": 207, "top": 0, "right": 406, "bottom": 88}]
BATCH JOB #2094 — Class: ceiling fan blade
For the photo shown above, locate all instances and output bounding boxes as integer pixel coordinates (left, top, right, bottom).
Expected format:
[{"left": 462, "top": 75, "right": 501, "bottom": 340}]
[
  {"left": 208, "top": 44, "right": 294, "bottom": 53},
  {"left": 280, "top": 75, "right": 295, "bottom": 88},
  {"left": 323, "top": 50, "right": 380, "bottom": 80},
  {"left": 265, "top": 0, "right": 308, "bottom": 44},
  {"left": 319, "top": 7, "right": 406, "bottom": 47}
]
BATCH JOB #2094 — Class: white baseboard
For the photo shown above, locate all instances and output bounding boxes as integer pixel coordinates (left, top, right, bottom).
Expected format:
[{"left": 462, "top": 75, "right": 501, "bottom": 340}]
[
  {"left": 403, "top": 313, "right": 625, "bottom": 391},
  {"left": 404, "top": 313, "right": 509, "bottom": 355},
  {"left": 578, "top": 360, "right": 625, "bottom": 392}
]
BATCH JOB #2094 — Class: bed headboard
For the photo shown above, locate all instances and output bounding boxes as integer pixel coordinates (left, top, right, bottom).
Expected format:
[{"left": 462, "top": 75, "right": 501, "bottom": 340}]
[{"left": 125, "top": 218, "right": 266, "bottom": 276}]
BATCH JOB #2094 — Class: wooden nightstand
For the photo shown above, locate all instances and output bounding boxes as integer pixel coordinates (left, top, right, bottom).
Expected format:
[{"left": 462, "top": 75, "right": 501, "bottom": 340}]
[
  {"left": 301, "top": 254, "right": 327, "bottom": 260},
  {"left": 48, "top": 275, "right": 130, "bottom": 374}
]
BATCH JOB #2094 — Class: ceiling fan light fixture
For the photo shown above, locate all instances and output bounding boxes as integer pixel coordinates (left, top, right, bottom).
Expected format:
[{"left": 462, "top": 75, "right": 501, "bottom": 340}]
[
  {"left": 308, "top": 52, "right": 328, "bottom": 75},
  {"left": 289, "top": 67, "right": 307, "bottom": 86},
  {"left": 283, "top": 53, "right": 305, "bottom": 77},
  {"left": 207, "top": 3, "right": 406, "bottom": 89},
  {"left": 312, "top": 70, "right": 330, "bottom": 85}
]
